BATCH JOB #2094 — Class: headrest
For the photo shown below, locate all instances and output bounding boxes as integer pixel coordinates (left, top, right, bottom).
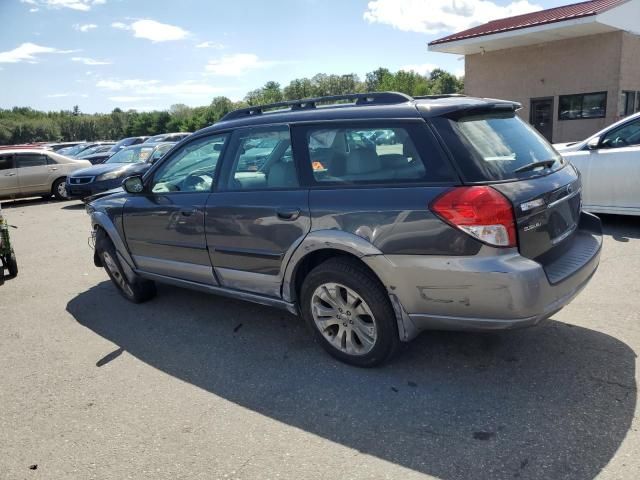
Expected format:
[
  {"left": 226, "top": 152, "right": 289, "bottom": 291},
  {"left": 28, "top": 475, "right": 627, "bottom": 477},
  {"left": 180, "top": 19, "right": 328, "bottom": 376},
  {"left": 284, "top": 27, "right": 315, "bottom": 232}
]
[
  {"left": 403, "top": 141, "right": 418, "bottom": 159},
  {"left": 346, "top": 148, "right": 381, "bottom": 174}
]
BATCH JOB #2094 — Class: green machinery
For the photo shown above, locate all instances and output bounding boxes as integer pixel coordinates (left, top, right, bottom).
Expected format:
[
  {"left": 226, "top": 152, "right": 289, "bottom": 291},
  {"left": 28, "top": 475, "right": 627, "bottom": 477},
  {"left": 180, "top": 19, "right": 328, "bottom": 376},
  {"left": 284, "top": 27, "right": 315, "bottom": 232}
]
[{"left": 0, "top": 206, "right": 18, "bottom": 284}]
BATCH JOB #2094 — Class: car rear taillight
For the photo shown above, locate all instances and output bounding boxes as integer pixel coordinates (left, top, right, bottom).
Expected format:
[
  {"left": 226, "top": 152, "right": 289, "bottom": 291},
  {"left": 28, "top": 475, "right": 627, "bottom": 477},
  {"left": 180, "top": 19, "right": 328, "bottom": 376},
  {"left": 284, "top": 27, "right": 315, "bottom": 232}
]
[{"left": 430, "top": 186, "right": 517, "bottom": 248}]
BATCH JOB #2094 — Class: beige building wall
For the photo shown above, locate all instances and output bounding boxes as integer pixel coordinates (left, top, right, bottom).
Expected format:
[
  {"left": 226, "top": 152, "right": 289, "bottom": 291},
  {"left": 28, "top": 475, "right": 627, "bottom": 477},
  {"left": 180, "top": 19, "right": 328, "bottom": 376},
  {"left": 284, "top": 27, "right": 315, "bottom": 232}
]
[
  {"left": 464, "top": 31, "right": 630, "bottom": 143},
  {"left": 620, "top": 32, "right": 640, "bottom": 112}
]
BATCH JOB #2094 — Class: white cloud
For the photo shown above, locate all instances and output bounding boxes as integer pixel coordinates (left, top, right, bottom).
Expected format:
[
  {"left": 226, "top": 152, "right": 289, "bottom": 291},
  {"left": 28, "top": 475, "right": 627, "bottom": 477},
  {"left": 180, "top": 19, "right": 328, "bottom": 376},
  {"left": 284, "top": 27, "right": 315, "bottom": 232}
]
[
  {"left": 0, "top": 42, "right": 76, "bottom": 63},
  {"left": 398, "top": 63, "right": 438, "bottom": 75},
  {"left": 97, "top": 79, "right": 160, "bottom": 91},
  {"left": 71, "top": 56, "right": 111, "bottom": 65},
  {"left": 74, "top": 23, "right": 97, "bottom": 32},
  {"left": 108, "top": 96, "right": 155, "bottom": 102},
  {"left": 47, "top": 92, "right": 88, "bottom": 98},
  {"left": 21, "top": 0, "right": 107, "bottom": 12},
  {"left": 97, "top": 78, "right": 222, "bottom": 97},
  {"left": 363, "top": 0, "right": 542, "bottom": 34},
  {"left": 111, "top": 19, "right": 189, "bottom": 42},
  {"left": 196, "top": 41, "right": 226, "bottom": 49},
  {"left": 204, "top": 53, "right": 273, "bottom": 77}
]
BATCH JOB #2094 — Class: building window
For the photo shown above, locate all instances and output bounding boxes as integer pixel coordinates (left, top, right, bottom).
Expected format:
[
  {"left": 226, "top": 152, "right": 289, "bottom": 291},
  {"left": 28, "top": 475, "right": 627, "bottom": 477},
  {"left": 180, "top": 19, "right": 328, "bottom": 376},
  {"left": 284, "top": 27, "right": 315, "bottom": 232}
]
[
  {"left": 558, "top": 92, "right": 607, "bottom": 120},
  {"left": 624, "top": 91, "right": 640, "bottom": 116}
]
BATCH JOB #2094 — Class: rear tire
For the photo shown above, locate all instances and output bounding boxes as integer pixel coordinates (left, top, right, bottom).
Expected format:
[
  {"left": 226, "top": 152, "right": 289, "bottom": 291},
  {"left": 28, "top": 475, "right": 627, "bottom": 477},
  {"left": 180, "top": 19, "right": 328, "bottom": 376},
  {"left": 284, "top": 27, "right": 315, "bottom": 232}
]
[
  {"left": 52, "top": 178, "right": 69, "bottom": 200},
  {"left": 300, "top": 257, "right": 399, "bottom": 367},
  {"left": 95, "top": 229, "right": 156, "bottom": 303}
]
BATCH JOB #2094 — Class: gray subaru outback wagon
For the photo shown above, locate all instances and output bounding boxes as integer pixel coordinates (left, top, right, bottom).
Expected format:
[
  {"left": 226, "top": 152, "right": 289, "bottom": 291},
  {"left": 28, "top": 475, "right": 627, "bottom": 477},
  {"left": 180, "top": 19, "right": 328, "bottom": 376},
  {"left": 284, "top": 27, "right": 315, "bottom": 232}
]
[{"left": 86, "top": 92, "right": 602, "bottom": 367}]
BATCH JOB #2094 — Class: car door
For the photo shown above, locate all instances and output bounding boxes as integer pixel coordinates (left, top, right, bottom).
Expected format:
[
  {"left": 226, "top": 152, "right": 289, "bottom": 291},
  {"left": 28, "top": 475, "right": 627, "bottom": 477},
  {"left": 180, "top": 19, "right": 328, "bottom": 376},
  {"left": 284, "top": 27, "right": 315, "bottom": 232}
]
[
  {"left": 15, "top": 152, "right": 52, "bottom": 195},
  {"left": 121, "top": 132, "right": 229, "bottom": 285},
  {"left": 568, "top": 117, "right": 640, "bottom": 212},
  {"left": 205, "top": 125, "right": 310, "bottom": 298},
  {"left": 0, "top": 154, "right": 19, "bottom": 197}
]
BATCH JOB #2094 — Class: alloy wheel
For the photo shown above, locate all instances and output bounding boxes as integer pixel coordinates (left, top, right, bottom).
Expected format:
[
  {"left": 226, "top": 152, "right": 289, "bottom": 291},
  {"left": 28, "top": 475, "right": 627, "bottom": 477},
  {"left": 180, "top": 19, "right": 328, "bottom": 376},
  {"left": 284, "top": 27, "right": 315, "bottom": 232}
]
[{"left": 311, "top": 282, "right": 377, "bottom": 355}]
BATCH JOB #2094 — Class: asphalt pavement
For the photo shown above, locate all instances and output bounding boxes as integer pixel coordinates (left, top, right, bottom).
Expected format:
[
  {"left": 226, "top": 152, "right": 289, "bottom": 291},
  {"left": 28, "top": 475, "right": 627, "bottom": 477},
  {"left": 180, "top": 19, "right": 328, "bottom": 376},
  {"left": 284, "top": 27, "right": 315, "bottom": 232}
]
[{"left": 0, "top": 197, "right": 638, "bottom": 480}]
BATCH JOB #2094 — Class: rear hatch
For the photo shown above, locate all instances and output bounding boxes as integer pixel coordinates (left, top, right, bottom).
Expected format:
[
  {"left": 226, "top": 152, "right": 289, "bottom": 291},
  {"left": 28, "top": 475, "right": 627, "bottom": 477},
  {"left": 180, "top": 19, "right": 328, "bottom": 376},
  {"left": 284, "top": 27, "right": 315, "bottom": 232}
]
[
  {"left": 492, "top": 166, "right": 581, "bottom": 260},
  {"left": 430, "top": 108, "right": 599, "bottom": 281}
]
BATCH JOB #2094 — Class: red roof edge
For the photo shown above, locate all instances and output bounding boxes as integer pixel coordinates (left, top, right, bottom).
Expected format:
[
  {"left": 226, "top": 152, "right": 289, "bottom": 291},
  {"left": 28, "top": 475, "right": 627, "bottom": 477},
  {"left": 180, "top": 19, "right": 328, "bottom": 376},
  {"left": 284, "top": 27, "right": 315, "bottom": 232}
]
[{"left": 428, "top": 0, "right": 628, "bottom": 46}]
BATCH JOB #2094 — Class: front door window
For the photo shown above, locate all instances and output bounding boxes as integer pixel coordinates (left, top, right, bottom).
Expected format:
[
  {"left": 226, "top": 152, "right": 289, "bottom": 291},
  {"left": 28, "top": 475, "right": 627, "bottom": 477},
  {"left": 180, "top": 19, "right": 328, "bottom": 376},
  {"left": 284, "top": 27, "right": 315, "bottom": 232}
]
[{"left": 151, "top": 134, "right": 228, "bottom": 193}]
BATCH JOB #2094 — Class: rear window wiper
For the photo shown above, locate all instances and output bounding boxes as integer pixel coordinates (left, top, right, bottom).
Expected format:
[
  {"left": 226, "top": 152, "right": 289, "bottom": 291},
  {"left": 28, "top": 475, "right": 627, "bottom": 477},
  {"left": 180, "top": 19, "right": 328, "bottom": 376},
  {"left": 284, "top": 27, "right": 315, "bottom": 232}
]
[{"left": 514, "top": 159, "right": 556, "bottom": 173}]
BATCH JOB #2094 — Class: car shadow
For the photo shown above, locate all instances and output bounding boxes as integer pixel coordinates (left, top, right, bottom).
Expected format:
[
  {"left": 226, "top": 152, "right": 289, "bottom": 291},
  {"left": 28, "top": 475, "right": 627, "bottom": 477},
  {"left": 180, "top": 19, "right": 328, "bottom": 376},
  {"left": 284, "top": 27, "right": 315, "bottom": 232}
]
[
  {"left": 61, "top": 202, "right": 86, "bottom": 210},
  {"left": 599, "top": 214, "right": 640, "bottom": 242},
  {"left": 67, "top": 282, "right": 636, "bottom": 479},
  {"left": 0, "top": 197, "right": 57, "bottom": 208}
]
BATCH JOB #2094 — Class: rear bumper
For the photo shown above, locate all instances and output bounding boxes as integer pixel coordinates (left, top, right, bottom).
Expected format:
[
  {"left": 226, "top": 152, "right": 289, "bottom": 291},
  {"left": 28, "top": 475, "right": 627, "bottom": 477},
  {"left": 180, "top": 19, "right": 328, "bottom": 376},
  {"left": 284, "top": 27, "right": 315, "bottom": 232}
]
[{"left": 364, "top": 212, "right": 602, "bottom": 340}]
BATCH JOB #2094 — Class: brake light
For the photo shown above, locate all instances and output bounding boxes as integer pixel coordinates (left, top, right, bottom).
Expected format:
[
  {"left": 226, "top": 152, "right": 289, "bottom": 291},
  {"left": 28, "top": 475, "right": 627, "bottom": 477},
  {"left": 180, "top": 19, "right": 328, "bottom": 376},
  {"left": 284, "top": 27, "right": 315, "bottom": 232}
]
[{"left": 431, "top": 186, "right": 517, "bottom": 247}]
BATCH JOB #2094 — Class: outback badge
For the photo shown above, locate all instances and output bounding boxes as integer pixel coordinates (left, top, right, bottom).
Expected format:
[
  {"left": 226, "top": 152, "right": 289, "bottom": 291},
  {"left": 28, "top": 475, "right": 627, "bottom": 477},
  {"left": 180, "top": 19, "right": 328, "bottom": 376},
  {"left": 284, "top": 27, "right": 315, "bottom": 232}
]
[{"left": 520, "top": 198, "right": 546, "bottom": 212}]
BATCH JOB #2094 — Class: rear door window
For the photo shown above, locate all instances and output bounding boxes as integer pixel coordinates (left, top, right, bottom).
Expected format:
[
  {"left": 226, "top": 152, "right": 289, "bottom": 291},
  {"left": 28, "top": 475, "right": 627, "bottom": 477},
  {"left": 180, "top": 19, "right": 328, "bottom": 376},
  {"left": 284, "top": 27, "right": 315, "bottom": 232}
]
[
  {"left": 300, "top": 123, "right": 456, "bottom": 185},
  {"left": 225, "top": 126, "right": 298, "bottom": 190},
  {"left": 0, "top": 154, "right": 14, "bottom": 170},
  {"left": 431, "top": 113, "right": 565, "bottom": 182},
  {"left": 16, "top": 154, "right": 48, "bottom": 168}
]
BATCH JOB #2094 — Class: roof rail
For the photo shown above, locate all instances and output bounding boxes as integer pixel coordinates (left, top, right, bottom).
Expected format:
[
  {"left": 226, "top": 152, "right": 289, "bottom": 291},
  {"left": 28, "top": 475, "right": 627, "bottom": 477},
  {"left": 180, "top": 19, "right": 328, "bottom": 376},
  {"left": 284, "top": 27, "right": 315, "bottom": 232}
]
[
  {"left": 413, "top": 94, "right": 467, "bottom": 100},
  {"left": 220, "top": 91, "right": 413, "bottom": 122}
]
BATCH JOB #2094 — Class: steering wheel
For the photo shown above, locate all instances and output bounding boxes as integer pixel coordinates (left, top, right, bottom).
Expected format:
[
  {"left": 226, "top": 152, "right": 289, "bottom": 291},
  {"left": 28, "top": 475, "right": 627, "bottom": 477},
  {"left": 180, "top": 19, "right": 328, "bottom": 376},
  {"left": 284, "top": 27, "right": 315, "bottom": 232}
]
[{"left": 182, "top": 173, "right": 208, "bottom": 191}]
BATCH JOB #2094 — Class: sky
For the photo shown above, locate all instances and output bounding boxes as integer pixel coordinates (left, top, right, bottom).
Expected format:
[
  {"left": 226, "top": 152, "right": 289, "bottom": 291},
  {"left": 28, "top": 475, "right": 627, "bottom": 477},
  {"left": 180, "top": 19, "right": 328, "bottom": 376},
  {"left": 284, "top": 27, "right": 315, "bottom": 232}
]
[{"left": 0, "top": 0, "right": 568, "bottom": 113}]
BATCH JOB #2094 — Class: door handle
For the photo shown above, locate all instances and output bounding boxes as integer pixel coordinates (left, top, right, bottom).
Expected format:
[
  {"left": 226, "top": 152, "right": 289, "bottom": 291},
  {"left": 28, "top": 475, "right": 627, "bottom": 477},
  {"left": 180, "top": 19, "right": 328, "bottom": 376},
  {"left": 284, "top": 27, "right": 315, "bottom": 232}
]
[
  {"left": 49, "top": 167, "right": 58, "bottom": 171},
  {"left": 4, "top": 172, "right": 16, "bottom": 176},
  {"left": 276, "top": 208, "right": 301, "bottom": 221}
]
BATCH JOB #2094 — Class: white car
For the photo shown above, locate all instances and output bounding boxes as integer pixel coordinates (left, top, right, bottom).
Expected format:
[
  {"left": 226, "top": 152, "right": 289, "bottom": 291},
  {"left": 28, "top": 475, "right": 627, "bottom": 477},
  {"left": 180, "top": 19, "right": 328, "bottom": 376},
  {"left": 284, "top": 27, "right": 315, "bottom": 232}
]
[
  {"left": 554, "top": 112, "right": 640, "bottom": 216},
  {"left": 0, "top": 149, "right": 91, "bottom": 201}
]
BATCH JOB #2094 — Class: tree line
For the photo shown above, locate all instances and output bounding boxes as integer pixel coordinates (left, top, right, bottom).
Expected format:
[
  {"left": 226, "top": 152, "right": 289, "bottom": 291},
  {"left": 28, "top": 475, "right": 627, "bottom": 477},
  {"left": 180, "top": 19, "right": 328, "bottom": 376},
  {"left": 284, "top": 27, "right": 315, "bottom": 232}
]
[{"left": 0, "top": 67, "right": 463, "bottom": 145}]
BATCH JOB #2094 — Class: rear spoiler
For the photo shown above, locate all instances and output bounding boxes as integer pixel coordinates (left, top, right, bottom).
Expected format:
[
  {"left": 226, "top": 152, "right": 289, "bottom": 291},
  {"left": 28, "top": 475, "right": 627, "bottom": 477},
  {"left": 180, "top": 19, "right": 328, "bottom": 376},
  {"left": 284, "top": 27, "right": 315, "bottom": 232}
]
[{"left": 418, "top": 98, "right": 522, "bottom": 120}]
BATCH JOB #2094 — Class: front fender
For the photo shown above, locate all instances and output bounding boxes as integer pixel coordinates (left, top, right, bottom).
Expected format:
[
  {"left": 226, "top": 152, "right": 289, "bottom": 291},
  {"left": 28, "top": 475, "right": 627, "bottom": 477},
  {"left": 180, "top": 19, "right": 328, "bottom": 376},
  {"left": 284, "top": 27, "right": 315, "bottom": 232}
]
[
  {"left": 281, "top": 229, "right": 383, "bottom": 302},
  {"left": 91, "top": 210, "right": 135, "bottom": 269}
]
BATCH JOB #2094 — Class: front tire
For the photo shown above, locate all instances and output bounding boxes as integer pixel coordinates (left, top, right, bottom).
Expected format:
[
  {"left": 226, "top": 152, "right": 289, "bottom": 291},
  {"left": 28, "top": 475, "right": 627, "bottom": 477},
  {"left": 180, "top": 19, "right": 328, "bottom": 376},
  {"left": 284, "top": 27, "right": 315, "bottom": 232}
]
[
  {"left": 52, "top": 178, "right": 69, "bottom": 200},
  {"left": 300, "top": 258, "right": 399, "bottom": 367},
  {"left": 96, "top": 229, "right": 156, "bottom": 303}
]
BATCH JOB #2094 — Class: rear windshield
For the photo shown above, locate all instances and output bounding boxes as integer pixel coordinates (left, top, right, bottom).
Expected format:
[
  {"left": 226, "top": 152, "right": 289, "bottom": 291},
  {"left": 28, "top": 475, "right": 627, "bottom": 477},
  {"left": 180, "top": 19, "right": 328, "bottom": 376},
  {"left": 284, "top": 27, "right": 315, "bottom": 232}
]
[{"left": 431, "top": 112, "right": 564, "bottom": 182}]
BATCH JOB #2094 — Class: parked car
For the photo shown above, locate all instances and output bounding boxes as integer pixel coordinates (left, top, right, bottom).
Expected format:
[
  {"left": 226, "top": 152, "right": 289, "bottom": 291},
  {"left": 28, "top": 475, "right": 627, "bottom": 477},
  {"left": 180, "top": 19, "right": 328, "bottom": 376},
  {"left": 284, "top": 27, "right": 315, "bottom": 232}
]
[
  {"left": 85, "top": 92, "right": 602, "bottom": 367},
  {"left": 75, "top": 144, "right": 115, "bottom": 159},
  {"left": 143, "top": 132, "right": 192, "bottom": 144},
  {"left": 43, "top": 141, "right": 87, "bottom": 152},
  {"left": 108, "top": 136, "right": 149, "bottom": 154},
  {"left": 67, "top": 142, "right": 174, "bottom": 200},
  {"left": 57, "top": 143, "right": 90, "bottom": 157},
  {"left": 0, "top": 149, "right": 91, "bottom": 200},
  {"left": 555, "top": 111, "right": 640, "bottom": 215}
]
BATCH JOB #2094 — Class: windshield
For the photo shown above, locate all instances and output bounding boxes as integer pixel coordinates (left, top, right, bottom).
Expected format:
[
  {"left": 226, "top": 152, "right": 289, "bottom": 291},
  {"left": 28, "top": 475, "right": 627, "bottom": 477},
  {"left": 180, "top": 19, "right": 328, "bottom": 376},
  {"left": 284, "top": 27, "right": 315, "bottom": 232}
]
[
  {"left": 105, "top": 146, "right": 154, "bottom": 164},
  {"left": 432, "top": 113, "right": 564, "bottom": 182}
]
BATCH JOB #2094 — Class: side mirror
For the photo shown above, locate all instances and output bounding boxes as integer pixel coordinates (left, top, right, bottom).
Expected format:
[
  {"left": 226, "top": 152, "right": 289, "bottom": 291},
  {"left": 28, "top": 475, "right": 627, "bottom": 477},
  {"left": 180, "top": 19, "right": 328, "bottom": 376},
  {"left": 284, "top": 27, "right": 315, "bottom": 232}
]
[
  {"left": 587, "top": 136, "right": 600, "bottom": 150},
  {"left": 122, "top": 175, "right": 144, "bottom": 194}
]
